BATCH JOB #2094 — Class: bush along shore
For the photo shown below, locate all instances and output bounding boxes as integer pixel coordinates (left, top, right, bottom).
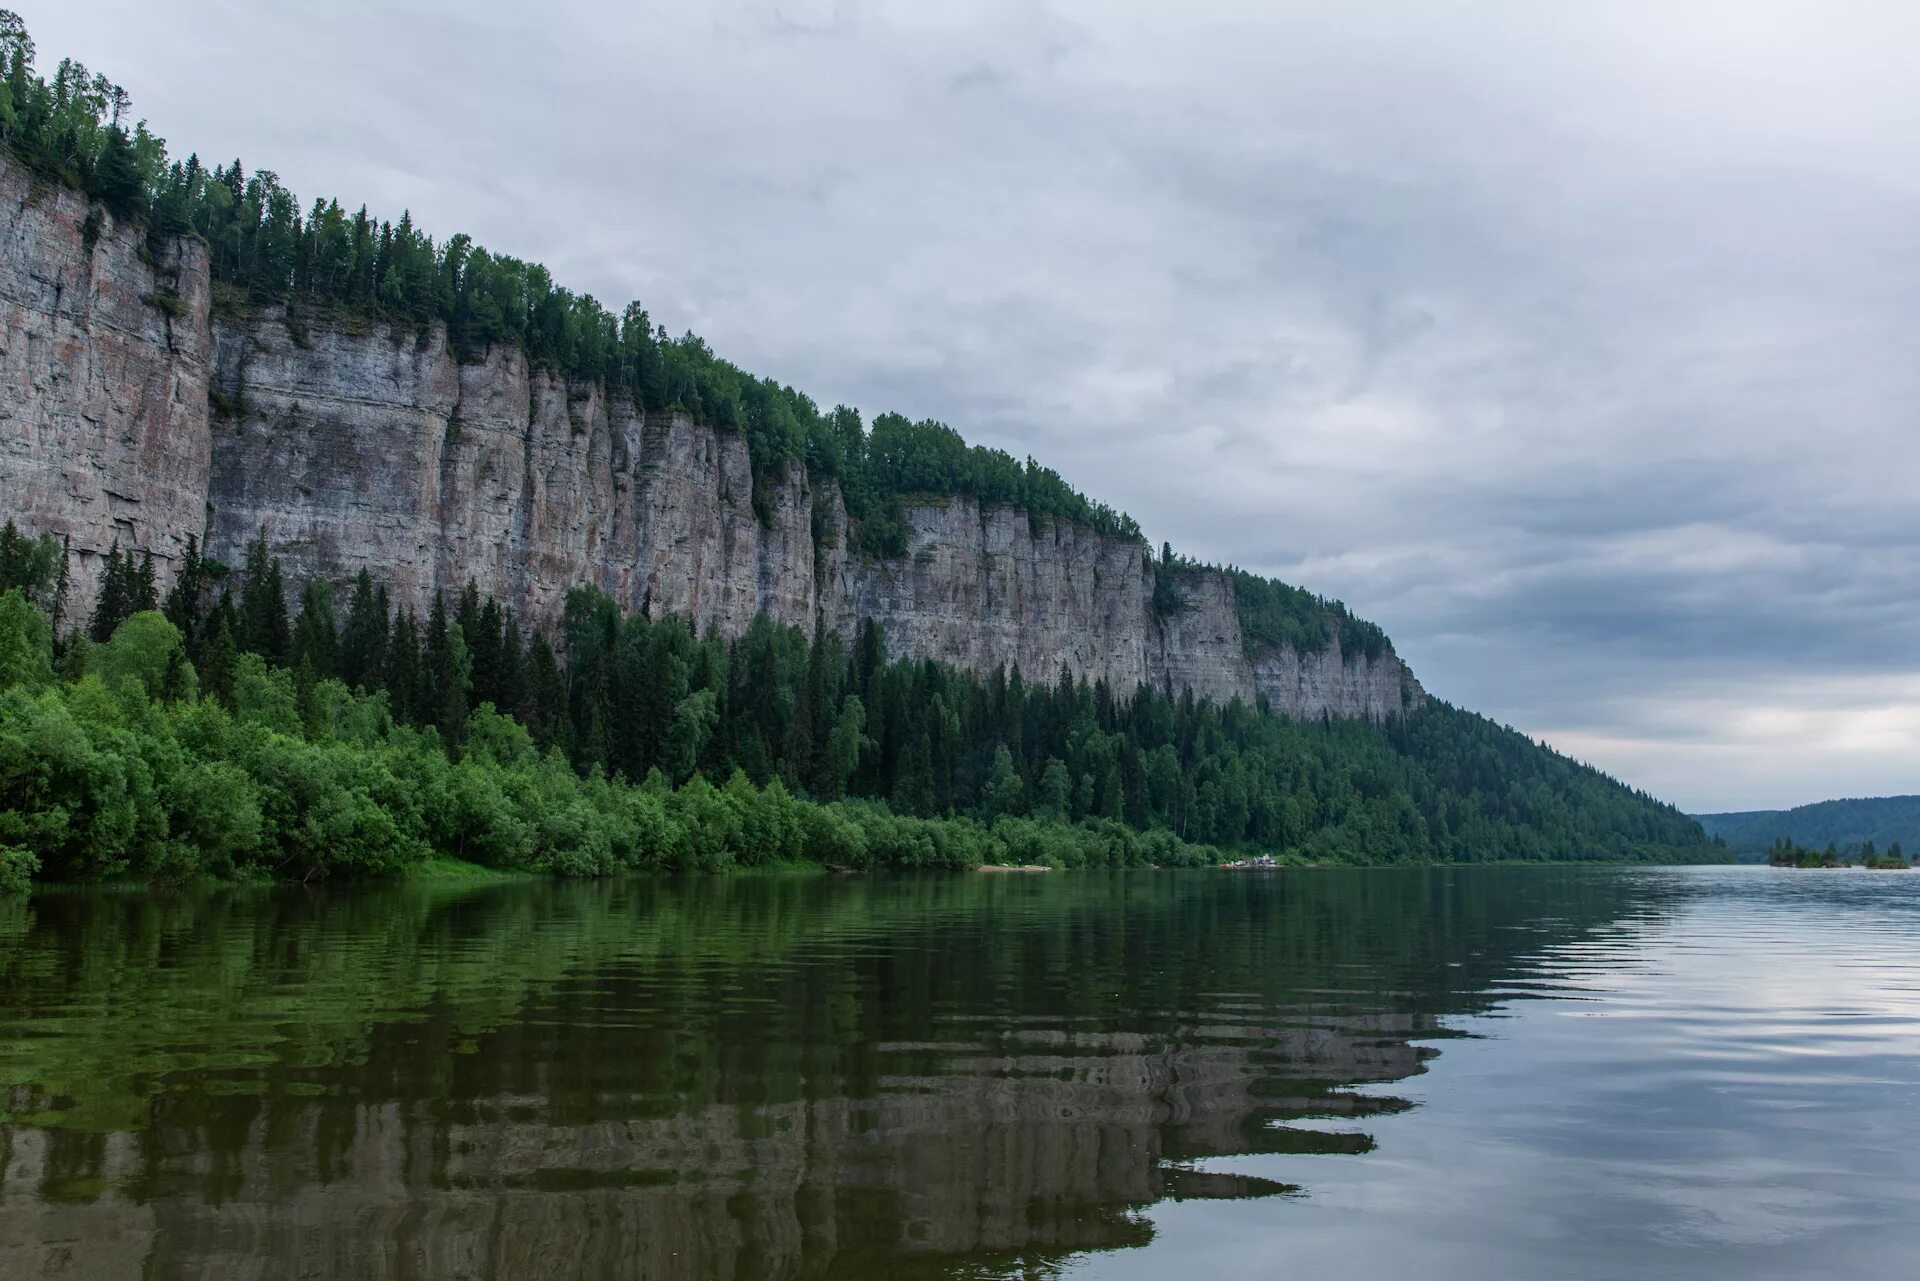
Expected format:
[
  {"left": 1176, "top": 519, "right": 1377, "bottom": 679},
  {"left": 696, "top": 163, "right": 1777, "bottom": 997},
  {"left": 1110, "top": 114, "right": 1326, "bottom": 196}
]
[
  {"left": 0, "top": 524, "right": 1715, "bottom": 893},
  {"left": 0, "top": 601, "right": 1221, "bottom": 896}
]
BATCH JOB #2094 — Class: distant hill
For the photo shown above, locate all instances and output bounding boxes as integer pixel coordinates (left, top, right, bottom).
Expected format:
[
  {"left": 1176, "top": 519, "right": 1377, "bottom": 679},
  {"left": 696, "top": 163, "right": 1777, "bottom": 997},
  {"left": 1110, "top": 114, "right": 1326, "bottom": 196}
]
[{"left": 1695, "top": 796, "right": 1920, "bottom": 860}]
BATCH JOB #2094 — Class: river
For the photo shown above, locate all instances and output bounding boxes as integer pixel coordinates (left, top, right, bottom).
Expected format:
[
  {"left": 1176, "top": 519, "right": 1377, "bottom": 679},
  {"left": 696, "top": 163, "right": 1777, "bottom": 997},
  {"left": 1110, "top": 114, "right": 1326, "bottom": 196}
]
[{"left": 2, "top": 866, "right": 1916, "bottom": 1278}]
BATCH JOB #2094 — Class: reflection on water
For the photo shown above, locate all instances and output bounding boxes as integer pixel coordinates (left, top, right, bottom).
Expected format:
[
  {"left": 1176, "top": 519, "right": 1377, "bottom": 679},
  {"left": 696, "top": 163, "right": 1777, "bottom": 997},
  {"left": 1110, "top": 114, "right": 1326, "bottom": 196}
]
[{"left": 2, "top": 868, "right": 1911, "bottom": 1279}]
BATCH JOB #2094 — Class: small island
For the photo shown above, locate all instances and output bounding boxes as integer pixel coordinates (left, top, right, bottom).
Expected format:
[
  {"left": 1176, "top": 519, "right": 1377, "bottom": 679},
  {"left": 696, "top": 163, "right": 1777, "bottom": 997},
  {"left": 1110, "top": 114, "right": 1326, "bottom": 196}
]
[{"left": 1767, "top": 838, "right": 1909, "bottom": 869}]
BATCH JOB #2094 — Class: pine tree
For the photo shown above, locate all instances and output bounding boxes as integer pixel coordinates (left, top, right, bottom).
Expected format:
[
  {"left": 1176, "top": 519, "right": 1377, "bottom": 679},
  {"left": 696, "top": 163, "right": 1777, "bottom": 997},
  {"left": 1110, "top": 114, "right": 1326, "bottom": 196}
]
[
  {"left": 93, "top": 123, "right": 143, "bottom": 215},
  {"left": 0, "top": 521, "right": 20, "bottom": 590},
  {"left": 893, "top": 731, "right": 935, "bottom": 816},
  {"left": 469, "top": 596, "right": 504, "bottom": 708},
  {"left": 1122, "top": 746, "right": 1150, "bottom": 828}
]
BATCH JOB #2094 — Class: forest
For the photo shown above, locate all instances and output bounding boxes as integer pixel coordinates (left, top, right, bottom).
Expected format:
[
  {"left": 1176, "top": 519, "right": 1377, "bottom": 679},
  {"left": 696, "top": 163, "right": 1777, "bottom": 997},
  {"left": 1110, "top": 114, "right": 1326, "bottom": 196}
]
[
  {"left": 1699, "top": 796, "right": 1920, "bottom": 862},
  {"left": 0, "top": 523, "right": 1715, "bottom": 893}
]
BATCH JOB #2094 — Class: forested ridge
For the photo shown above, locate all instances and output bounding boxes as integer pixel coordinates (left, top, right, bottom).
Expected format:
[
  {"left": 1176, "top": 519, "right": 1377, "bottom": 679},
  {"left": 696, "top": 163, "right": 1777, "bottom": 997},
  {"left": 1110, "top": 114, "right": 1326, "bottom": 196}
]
[
  {"left": 0, "top": 523, "right": 1715, "bottom": 892},
  {"left": 0, "top": 11, "right": 1380, "bottom": 656},
  {"left": 0, "top": 15, "right": 1717, "bottom": 887},
  {"left": 1698, "top": 797, "right": 1920, "bottom": 862}
]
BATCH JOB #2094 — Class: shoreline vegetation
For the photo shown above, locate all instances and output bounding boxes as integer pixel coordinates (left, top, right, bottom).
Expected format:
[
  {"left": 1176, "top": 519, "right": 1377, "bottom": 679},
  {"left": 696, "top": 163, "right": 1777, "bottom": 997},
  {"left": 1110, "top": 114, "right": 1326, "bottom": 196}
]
[
  {"left": 0, "top": 524, "right": 1717, "bottom": 896},
  {"left": 1697, "top": 796, "right": 1920, "bottom": 863},
  {"left": 1765, "top": 838, "right": 1909, "bottom": 870}
]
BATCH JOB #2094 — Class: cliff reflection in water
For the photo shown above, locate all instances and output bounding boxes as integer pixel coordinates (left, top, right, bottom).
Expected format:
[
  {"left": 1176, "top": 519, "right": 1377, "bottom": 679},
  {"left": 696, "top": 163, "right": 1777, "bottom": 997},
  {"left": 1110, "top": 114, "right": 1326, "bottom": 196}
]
[{"left": 0, "top": 869, "right": 1678, "bottom": 1279}]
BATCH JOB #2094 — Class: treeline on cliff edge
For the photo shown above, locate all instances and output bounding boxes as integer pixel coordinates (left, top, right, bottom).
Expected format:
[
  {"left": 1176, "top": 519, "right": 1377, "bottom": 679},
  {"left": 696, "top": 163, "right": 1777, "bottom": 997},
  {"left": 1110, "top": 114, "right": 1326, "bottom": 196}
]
[
  {"left": 0, "top": 523, "right": 1715, "bottom": 892},
  {"left": 0, "top": 12, "right": 1388, "bottom": 658}
]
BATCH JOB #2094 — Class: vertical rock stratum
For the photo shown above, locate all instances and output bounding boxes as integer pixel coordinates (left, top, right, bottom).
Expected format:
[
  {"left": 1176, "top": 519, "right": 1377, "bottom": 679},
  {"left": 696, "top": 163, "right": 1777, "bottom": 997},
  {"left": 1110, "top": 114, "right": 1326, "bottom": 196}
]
[
  {"left": 0, "top": 154, "right": 211, "bottom": 612},
  {"left": 0, "top": 156, "right": 1422, "bottom": 721}
]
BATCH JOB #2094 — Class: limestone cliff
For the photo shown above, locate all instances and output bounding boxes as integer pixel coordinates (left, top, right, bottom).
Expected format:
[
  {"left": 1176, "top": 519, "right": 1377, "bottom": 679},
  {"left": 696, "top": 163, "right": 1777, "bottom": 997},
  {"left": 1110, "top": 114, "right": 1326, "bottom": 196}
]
[
  {"left": 0, "top": 153, "right": 211, "bottom": 611},
  {"left": 0, "top": 155, "right": 1423, "bottom": 721}
]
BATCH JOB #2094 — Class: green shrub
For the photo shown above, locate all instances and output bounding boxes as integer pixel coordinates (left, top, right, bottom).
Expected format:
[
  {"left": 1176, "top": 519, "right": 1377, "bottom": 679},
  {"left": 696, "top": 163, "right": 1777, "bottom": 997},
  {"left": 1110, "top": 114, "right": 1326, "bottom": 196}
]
[{"left": 0, "top": 843, "right": 37, "bottom": 896}]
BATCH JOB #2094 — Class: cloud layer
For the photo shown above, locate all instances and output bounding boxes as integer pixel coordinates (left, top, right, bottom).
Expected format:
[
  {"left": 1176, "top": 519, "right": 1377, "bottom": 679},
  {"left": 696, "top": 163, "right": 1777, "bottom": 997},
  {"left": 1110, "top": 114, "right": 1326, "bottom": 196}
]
[{"left": 33, "top": 0, "right": 1920, "bottom": 810}]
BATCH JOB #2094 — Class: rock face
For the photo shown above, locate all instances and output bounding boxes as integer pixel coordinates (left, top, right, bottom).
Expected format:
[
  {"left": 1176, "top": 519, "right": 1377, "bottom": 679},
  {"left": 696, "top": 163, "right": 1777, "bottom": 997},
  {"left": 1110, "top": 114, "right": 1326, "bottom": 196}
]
[
  {"left": 0, "top": 155, "right": 1423, "bottom": 721},
  {"left": 0, "top": 156, "right": 212, "bottom": 612}
]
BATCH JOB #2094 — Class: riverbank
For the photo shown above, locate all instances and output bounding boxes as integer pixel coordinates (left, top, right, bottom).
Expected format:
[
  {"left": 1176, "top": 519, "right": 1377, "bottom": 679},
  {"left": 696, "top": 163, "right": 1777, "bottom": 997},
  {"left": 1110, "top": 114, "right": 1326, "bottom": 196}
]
[{"left": 0, "top": 589, "right": 1720, "bottom": 895}]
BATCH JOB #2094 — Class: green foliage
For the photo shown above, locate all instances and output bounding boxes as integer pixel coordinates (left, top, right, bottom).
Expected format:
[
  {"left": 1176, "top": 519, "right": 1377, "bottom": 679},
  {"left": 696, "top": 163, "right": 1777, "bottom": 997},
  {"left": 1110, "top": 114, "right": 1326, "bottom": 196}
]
[
  {"left": 1225, "top": 566, "right": 1387, "bottom": 658},
  {"left": 1701, "top": 796, "right": 1920, "bottom": 862},
  {"left": 0, "top": 16, "right": 162, "bottom": 221},
  {"left": 0, "top": 841, "right": 34, "bottom": 894},
  {"left": 452, "top": 580, "right": 1709, "bottom": 867},
  {"left": 1764, "top": 835, "right": 1909, "bottom": 870},
  {"left": 86, "top": 540, "right": 156, "bottom": 644},
  {"left": 0, "top": 681, "right": 151, "bottom": 882},
  {"left": 94, "top": 611, "right": 194, "bottom": 703},
  {"left": 0, "top": 588, "right": 54, "bottom": 691},
  {"left": 0, "top": 561, "right": 1715, "bottom": 894},
  {"left": 0, "top": 520, "right": 66, "bottom": 621}
]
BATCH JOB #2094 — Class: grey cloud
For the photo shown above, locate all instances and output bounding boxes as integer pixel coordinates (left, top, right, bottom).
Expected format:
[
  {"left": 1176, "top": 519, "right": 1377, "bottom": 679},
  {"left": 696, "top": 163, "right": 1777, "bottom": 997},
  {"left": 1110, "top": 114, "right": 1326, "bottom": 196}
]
[{"left": 30, "top": 0, "right": 1920, "bottom": 810}]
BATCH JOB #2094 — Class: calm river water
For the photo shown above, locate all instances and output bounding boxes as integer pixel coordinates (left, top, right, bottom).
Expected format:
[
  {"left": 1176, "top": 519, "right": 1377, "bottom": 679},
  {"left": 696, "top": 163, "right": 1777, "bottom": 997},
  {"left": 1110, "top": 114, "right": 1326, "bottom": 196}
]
[{"left": 2, "top": 866, "right": 1917, "bottom": 1279}]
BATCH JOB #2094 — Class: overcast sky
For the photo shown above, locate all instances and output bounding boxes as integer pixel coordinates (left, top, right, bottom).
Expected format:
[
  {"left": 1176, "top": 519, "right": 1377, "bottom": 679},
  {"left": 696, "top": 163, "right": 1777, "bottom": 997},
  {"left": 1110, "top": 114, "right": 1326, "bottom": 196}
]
[{"left": 32, "top": 1, "right": 1920, "bottom": 812}]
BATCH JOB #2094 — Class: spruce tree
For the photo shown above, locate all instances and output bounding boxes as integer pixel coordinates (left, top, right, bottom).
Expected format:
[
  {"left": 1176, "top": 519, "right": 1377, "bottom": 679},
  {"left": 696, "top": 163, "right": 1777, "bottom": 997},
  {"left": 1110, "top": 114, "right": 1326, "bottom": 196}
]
[
  {"left": 387, "top": 608, "right": 422, "bottom": 723},
  {"left": 198, "top": 605, "right": 238, "bottom": 705},
  {"left": 238, "top": 534, "right": 289, "bottom": 663},
  {"left": 982, "top": 744, "right": 1026, "bottom": 819},
  {"left": 163, "top": 533, "right": 208, "bottom": 655},
  {"left": 496, "top": 612, "right": 525, "bottom": 718},
  {"left": 130, "top": 550, "right": 157, "bottom": 615},
  {"left": 49, "top": 535, "right": 70, "bottom": 636},
  {"left": 424, "top": 593, "right": 469, "bottom": 751},
  {"left": 88, "top": 540, "right": 127, "bottom": 642},
  {"left": 337, "top": 571, "right": 388, "bottom": 692},
  {"left": 521, "top": 632, "right": 566, "bottom": 752},
  {"left": 291, "top": 579, "right": 337, "bottom": 680}
]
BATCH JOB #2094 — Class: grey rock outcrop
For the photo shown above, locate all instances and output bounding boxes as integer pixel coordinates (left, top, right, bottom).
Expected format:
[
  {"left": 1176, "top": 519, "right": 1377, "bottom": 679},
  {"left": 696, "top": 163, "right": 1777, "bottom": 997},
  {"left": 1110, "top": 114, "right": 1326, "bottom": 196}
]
[
  {"left": 0, "top": 155, "right": 211, "bottom": 611},
  {"left": 0, "top": 154, "right": 1423, "bottom": 721}
]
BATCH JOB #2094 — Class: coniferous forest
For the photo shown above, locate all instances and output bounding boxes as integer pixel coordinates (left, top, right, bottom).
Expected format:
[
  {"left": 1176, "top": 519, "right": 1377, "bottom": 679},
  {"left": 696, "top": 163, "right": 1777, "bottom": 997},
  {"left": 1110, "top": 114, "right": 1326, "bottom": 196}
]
[
  {"left": 0, "top": 524, "right": 1715, "bottom": 893},
  {"left": 0, "top": 14, "right": 1718, "bottom": 890}
]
